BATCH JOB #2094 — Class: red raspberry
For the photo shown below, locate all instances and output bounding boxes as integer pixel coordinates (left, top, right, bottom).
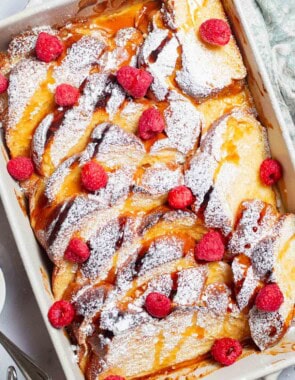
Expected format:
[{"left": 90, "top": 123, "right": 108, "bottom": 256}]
[
  {"left": 199, "top": 19, "right": 231, "bottom": 46},
  {"left": 117, "top": 66, "right": 153, "bottom": 98},
  {"left": 195, "top": 230, "right": 225, "bottom": 262},
  {"left": 81, "top": 161, "right": 108, "bottom": 192},
  {"left": 36, "top": 32, "right": 64, "bottom": 63},
  {"left": 211, "top": 338, "right": 242, "bottom": 366},
  {"left": 138, "top": 107, "right": 165, "bottom": 140},
  {"left": 64, "top": 238, "right": 90, "bottom": 263},
  {"left": 7, "top": 157, "right": 34, "bottom": 181},
  {"left": 55, "top": 84, "right": 80, "bottom": 107},
  {"left": 48, "top": 300, "right": 75, "bottom": 328},
  {"left": 168, "top": 186, "right": 194, "bottom": 209},
  {"left": 255, "top": 283, "right": 284, "bottom": 312},
  {"left": 260, "top": 158, "right": 282, "bottom": 186},
  {"left": 0, "top": 73, "right": 8, "bottom": 94},
  {"left": 105, "top": 376, "right": 125, "bottom": 380},
  {"left": 145, "top": 292, "right": 172, "bottom": 319}
]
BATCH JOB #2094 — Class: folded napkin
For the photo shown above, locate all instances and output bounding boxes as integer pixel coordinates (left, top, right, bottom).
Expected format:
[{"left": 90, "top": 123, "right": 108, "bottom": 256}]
[{"left": 240, "top": 0, "right": 295, "bottom": 144}]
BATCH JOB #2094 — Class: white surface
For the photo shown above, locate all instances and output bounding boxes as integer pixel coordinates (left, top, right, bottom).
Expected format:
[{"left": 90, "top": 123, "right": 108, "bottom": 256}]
[{"left": 0, "top": 201, "right": 65, "bottom": 380}]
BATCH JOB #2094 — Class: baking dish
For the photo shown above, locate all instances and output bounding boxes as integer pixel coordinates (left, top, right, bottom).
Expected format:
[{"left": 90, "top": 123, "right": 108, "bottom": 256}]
[{"left": 0, "top": 1, "right": 294, "bottom": 379}]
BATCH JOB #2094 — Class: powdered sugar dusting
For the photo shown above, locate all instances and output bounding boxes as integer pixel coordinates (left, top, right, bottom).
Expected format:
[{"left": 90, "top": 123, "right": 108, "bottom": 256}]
[
  {"left": 82, "top": 219, "right": 121, "bottom": 280},
  {"left": 53, "top": 36, "right": 105, "bottom": 87},
  {"left": 93, "top": 123, "right": 145, "bottom": 168},
  {"left": 135, "top": 163, "right": 184, "bottom": 196},
  {"left": 138, "top": 26, "right": 179, "bottom": 100},
  {"left": 151, "top": 93, "right": 202, "bottom": 155},
  {"left": 7, "top": 59, "right": 48, "bottom": 131},
  {"left": 249, "top": 307, "right": 284, "bottom": 350},
  {"left": 176, "top": 30, "right": 246, "bottom": 99},
  {"left": 8, "top": 26, "right": 56, "bottom": 59},
  {"left": 202, "top": 283, "right": 230, "bottom": 316},
  {"left": 138, "top": 236, "right": 184, "bottom": 275},
  {"left": 45, "top": 155, "right": 78, "bottom": 202},
  {"left": 49, "top": 73, "right": 108, "bottom": 167},
  {"left": 228, "top": 200, "right": 277, "bottom": 258},
  {"left": 174, "top": 266, "right": 207, "bottom": 306},
  {"left": 32, "top": 113, "right": 54, "bottom": 170},
  {"left": 233, "top": 261, "right": 259, "bottom": 311}
]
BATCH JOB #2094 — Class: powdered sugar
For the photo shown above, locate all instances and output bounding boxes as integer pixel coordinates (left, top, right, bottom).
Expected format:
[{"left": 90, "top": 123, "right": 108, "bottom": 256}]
[
  {"left": 49, "top": 73, "right": 108, "bottom": 167},
  {"left": 32, "top": 113, "right": 54, "bottom": 170},
  {"left": 228, "top": 200, "right": 277, "bottom": 258},
  {"left": 53, "top": 36, "right": 105, "bottom": 87},
  {"left": 45, "top": 155, "right": 78, "bottom": 202},
  {"left": 249, "top": 307, "right": 284, "bottom": 350},
  {"left": 138, "top": 26, "right": 179, "bottom": 100},
  {"left": 82, "top": 219, "right": 121, "bottom": 280},
  {"left": 138, "top": 236, "right": 184, "bottom": 275},
  {"left": 174, "top": 266, "right": 207, "bottom": 306},
  {"left": 7, "top": 59, "right": 48, "bottom": 131},
  {"left": 151, "top": 93, "right": 202, "bottom": 155},
  {"left": 135, "top": 163, "right": 184, "bottom": 196},
  {"left": 176, "top": 30, "right": 246, "bottom": 99},
  {"left": 8, "top": 26, "right": 56, "bottom": 59}
]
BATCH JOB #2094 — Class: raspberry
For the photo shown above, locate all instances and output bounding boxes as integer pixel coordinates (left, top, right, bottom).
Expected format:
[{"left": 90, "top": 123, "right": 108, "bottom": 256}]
[
  {"left": 7, "top": 157, "right": 34, "bottom": 181},
  {"left": 211, "top": 338, "right": 242, "bottom": 366},
  {"left": 105, "top": 376, "right": 125, "bottom": 380},
  {"left": 55, "top": 84, "right": 80, "bottom": 107},
  {"left": 145, "top": 292, "right": 172, "bottom": 318},
  {"left": 199, "top": 19, "right": 231, "bottom": 46},
  {"left": 168, "top": 186, "right": 194, "bottom": 209},
  {"left": 260, "top": 158, "right": 282, "bottom": 186},
  {"left": 117, "top": 66, "right": 153, "bottom": 98},
  {"left": 138, "top": 107, "right": 165, "bottom": 140},
  {"left": 81, "top": 161, "right": 108, "bottom": 192},
  {"left": 64, "top": 238, "right": 90, "bottom": 263},
  {"left": 36, "top": 32, "right": 64, "bottom": 63},
  {"left": 0, "top": 73, "right": 8, "bottom": 94},
  {"left": 255, "top": 283, "right": 284, "bottom": 312},
  {"left": 48, "top": 300, "right": 75, "bottom": 328},
  {"left": 195, "top": 230, "right": 225, "bottom": 262}
]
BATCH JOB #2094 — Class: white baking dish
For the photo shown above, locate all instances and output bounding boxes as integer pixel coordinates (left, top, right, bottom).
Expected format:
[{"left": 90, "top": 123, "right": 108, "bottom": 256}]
[{"left": 0, "top": 1, "right": 294, "bottom": 379}]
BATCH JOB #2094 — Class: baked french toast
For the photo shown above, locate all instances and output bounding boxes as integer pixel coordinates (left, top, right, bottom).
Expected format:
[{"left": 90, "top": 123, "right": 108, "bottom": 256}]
[{"left": 1, "top": 0, "right": 295, "bottom": 379}]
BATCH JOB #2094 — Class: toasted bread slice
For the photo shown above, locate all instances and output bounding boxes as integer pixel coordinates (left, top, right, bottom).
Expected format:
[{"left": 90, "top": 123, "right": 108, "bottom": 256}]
[
  {"left": 185, "top": 108, "right": 276, "bottom": 234},
  {"left": 229, "top": 201, "right": 295, "bottom": 349},
  {"left": 159, "top": 0, "right": 247, "bottom": 100}
]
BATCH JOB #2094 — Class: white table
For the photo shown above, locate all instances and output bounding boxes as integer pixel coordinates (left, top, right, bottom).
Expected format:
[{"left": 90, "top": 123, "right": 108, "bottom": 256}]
[
  {"left": 0, "top": 201, "right": 65, "bottom": 379},
  {"left": 0, "top": 1, "right": 294, "bottom": 380}
]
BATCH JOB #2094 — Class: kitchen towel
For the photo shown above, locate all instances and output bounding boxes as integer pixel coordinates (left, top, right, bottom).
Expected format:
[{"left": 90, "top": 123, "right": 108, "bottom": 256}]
[{"left": 241, "top": 0, "right": 295, "bottom": 143}]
